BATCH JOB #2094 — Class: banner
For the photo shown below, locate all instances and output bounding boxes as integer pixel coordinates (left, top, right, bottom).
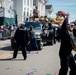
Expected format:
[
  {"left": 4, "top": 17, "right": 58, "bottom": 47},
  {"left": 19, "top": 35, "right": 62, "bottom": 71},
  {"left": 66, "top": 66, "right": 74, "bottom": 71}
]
[{"left": 4, "top": 0, "right": 14, "bottom": 18}]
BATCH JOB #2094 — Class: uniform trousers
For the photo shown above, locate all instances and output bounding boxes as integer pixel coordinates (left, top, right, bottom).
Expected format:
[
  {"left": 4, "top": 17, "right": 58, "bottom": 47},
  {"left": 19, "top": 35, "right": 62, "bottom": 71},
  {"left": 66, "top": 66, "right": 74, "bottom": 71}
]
[{"left": 13, "top": 42, "right": 27, "bottom": 59}]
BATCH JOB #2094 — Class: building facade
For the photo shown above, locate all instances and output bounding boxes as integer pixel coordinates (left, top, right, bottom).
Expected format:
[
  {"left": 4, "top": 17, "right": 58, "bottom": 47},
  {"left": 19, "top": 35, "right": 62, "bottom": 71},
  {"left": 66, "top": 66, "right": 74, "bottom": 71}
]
[
  {"left": 45, "top": 5, "right": 53, "bottom": 17},
  {"left": 0, "top": 0, "right": 14, "bottom": 18},
  {"left": 12, "top": 0, "right": 48, "bottom": 24},
  {"left": 0, "top": 0, "right": 16, "bottom": 25},
  {"left": 33, "top": 0, "right": 46, "bottom": 17}
]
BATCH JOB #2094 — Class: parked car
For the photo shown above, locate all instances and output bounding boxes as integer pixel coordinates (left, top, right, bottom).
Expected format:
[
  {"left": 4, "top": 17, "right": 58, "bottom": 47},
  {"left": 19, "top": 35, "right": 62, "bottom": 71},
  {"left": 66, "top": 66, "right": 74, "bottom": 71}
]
[
  {"left": 41, "top": 22, "right": 56, "bottom": 45},
  {"left": 0, "top": 29, "right": 10, "bottom": 40},
  {"left": 10, "top": 22, "right": 43, "bottom": 50}
]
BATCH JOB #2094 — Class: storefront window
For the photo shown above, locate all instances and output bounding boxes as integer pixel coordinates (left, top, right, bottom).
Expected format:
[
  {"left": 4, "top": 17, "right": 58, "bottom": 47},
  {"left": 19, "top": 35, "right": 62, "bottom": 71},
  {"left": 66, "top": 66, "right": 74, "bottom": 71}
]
[
  {"left": 27, "top": 8, "right": 29, "bottom": 16},
  {"left": 30, "top": 0, "right": 32, "bottom": 7},
  {"left": 24, "top": 0, "right": 26, "bottom": 5},
  {"left": 30, "top": 10, "right": 32, "bottom": 16},
  {"left": 27, "top": 0, "right": 29, "bottom": 6}
]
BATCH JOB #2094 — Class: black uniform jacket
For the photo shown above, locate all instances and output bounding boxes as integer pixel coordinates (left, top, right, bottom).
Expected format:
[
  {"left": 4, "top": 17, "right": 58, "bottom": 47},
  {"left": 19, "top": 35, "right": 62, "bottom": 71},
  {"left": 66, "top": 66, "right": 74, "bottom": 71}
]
[{"left": 14, "top": 26, "right": 29, "bottom": 45}]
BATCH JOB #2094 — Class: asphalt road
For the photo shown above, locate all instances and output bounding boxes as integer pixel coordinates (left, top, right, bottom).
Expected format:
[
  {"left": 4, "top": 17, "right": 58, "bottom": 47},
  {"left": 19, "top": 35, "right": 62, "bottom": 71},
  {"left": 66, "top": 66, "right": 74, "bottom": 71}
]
[{"left": 0, "top": 40, "right": 76, "bottom": 75}]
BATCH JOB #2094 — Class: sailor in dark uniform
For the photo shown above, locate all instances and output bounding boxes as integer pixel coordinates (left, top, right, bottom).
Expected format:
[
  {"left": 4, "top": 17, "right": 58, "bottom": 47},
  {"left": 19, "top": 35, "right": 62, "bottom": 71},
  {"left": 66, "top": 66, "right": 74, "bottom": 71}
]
[{"left": 13, "top": 22, "right": 29, "bottom": 60}]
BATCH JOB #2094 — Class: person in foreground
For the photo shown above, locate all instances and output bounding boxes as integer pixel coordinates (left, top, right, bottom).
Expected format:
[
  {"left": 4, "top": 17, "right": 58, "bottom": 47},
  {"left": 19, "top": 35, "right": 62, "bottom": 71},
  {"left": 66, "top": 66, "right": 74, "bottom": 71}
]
[
  {"left": 58, "top": 15, "right": 76, "bottom": 75},
  {"left": 13, "top": 22, "right": 29, "bottom": 60}
]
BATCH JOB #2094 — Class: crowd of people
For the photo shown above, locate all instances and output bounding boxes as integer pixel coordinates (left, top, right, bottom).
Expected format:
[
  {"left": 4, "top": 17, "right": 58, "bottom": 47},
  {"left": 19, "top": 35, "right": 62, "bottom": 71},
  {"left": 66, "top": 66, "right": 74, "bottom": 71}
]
[
  {"left": 12, "top": 11, "right": 76, "bottom": 75},
  {"left": 0, "top": 6, "right": 76, "bottom": 75},
  {"left": 0, "top": 25, "right": 17, "bottom": 34}
]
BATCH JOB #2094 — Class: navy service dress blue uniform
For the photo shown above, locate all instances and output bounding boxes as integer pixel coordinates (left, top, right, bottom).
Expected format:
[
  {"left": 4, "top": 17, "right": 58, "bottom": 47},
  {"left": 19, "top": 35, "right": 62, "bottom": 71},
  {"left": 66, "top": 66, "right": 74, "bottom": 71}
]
[{"left": 13, "top": 25, "right": 29, "bottom": 60}]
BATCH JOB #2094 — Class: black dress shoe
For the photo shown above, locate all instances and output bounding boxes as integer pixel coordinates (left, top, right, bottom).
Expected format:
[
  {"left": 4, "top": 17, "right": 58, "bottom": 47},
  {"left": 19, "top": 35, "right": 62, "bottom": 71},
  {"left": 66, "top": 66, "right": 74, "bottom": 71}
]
[
  {"left": 13, "top": 57, "right": 16, "bottom": 59},
  {"left": 24, "top": 57, "right": 27, "bottom": 60}
]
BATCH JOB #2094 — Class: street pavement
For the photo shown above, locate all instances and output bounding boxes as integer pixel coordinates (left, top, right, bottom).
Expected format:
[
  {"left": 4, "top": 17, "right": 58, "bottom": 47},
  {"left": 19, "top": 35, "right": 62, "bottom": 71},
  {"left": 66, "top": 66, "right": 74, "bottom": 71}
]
[{"left": 0, "top": 40, "right": 76, "bottom": 75}]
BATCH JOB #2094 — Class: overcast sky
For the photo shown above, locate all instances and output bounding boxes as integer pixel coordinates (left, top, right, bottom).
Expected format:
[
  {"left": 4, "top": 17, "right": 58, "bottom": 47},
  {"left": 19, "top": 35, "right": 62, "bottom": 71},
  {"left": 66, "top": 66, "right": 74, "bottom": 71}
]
[{"left": 46, "top": 0, "right": 76, "bottom": 22}]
